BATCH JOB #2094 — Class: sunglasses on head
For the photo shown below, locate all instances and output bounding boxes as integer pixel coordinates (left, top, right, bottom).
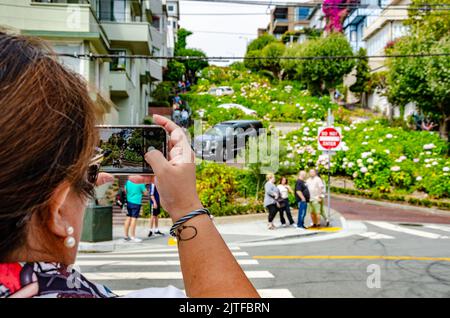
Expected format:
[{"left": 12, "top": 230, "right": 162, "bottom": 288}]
[{"left": 87, "top": 153, "right": 103, "bottom": 185}]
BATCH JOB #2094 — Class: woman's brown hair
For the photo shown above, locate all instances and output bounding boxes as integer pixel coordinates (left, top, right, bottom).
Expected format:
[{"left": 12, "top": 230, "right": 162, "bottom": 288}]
[{"left": 0, "top": 31, "right": 99, "bottom": 261}]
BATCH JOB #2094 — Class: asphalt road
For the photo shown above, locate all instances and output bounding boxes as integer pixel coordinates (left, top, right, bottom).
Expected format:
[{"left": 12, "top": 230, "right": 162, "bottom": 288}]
[{"left": 77, "top": 198, "right": 450, "bottom": 298}]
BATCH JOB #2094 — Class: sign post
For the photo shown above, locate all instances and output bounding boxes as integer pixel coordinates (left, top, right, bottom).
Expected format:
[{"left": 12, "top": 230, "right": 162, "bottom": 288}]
[{"left": 317, "top": 109, "right": 342, "bottom": 225}]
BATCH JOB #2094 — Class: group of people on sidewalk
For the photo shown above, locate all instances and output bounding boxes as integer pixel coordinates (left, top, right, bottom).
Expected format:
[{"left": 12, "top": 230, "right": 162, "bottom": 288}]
[
  {"left": 264, "top": 169, "right": 328, "bottom": 230},
  {"left": 172, "top": 93, "right": 191, "bottom": 128},
  {"left": 116, "top": 176, "right": 164, "bottom": 243}
]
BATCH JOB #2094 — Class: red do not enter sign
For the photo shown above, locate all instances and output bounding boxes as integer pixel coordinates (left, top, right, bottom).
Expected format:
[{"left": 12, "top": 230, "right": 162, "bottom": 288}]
[{"left": 318, "top": 127, "right": 342, "bottom": 151}]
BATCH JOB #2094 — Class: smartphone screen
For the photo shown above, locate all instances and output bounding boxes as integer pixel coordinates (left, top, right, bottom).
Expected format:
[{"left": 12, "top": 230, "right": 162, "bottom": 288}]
[{"left": 96, "top": 125, "right": 168, "bottom": 175}]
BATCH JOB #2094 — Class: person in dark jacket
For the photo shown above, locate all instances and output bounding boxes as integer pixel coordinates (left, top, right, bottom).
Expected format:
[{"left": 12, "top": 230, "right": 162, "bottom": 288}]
[{"left": 295, "top": 171, "right": 310, "bottom": 229}]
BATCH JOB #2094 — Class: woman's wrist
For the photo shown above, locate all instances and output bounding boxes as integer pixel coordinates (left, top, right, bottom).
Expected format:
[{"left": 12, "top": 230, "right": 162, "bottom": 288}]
[{"left": 168, "top": 200, "right": 204, "bottom": 223}]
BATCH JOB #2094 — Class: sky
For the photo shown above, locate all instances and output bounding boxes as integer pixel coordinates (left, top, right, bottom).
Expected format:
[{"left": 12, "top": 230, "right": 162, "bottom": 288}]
[{"left": 178, "top": 0, "right": 296, "bottom": 65}]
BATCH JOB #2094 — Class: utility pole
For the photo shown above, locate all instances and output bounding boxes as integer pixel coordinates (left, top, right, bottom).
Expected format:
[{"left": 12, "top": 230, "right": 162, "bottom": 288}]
[{"left": 326, "top": 108, "right": 333, "bottom": 223}]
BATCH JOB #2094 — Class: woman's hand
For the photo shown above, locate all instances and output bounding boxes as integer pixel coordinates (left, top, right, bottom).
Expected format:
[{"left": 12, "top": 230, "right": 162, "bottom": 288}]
[
  {"left": 96, "top": 173, "right": 114, "bottom": 186},
  {"left": 145, "top": 115, "right": 203, "bottom": 222}
]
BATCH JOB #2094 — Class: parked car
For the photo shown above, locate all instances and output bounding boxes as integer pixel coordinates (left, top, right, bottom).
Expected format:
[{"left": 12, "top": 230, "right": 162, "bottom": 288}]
[
  {"left": 208, "top": 86, "right": 234, "bottom": 96},
  {"left": 193, "top": 120, "right": 263, "bottom": 161},
  {"left": 218, "top": 103, "right": 257, "bottom": 115}
]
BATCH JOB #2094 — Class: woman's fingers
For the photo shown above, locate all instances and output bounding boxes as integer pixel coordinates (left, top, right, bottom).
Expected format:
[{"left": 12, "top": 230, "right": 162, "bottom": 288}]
[
  {"left": 96, "top": 173, "right": 114, "bottom": 186},
  {"left": 153, "top": 114, "right": 179, "bottom": 134}
]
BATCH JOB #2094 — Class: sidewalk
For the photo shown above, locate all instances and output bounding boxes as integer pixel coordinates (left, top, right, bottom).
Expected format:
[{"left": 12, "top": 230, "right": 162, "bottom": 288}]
[{"left": 79, "top": 208, "right": 345, "bottom": 253}]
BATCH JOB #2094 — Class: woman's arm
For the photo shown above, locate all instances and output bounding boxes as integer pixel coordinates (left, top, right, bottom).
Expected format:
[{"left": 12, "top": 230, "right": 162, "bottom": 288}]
[{"left": 145, "top": 115, "right": 259, "bottom": 298}]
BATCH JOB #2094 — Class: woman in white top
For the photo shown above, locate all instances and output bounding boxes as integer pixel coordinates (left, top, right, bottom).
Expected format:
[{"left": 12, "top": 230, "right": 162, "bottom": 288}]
[{"left": 277, "top": 177, "right": 295, "bottom": 226}]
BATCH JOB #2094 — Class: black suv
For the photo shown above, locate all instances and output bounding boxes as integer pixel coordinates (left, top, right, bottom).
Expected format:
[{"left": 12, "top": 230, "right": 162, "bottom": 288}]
[{"left": 193, "top": 120, "right": 263, "bottom": 161}]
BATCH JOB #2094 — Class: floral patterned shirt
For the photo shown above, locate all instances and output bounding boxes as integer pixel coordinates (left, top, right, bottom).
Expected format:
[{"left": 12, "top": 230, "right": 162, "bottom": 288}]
[{"left": 0, "top": 262, "right": 185, "bottom": 298}]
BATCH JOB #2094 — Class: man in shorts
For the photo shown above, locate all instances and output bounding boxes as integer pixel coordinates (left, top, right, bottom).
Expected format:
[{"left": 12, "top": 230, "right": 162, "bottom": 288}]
[
  {"left": 306, "top": 169, "right": 328, "bottom": 228},
  {"left": 148, "top": 178, "right": 164, "bottom": 237},
  {"left": 124, "top": 178, "right": 147, "bottom": 242}
]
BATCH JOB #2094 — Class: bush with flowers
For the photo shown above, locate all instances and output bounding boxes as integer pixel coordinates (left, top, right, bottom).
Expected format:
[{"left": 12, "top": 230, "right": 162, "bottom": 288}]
[
  {"left": 185, "top": 66, "right": 338, "bottom": 128},
  {"left": 281, "top": 118, "right": 449, "bottom": 198}
]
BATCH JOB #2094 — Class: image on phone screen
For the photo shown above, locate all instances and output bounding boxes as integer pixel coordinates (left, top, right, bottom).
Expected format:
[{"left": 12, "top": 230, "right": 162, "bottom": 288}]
[{"left": 96, "top": 126, "right": 167, "bottom": 174}]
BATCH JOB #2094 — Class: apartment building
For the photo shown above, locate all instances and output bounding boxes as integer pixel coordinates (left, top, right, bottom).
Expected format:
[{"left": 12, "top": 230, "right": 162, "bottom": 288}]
[
  {"left": 166, "top": 0, "right": 179, "bottom": 56},
  {"left": 264, "top": 5, "right": 315, "bottom": 39},
  {"left": 342, "top": 0, "right": 411, "bottom": 116},
  {"left": 0, "top": 0, "right": 170, "bottom": 125}
]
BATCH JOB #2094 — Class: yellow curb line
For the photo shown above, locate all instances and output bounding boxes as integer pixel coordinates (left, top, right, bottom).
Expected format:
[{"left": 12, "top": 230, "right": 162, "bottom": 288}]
[
  {"left": 306, "top": 227, "right": 342, "bottom": 232},
  {"left": 252, "top": 255, "right": 450, "bottom": 262}
]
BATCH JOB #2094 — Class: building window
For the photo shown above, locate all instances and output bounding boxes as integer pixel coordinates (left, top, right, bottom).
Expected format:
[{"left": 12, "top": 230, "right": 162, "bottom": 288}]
[
  {"left": 296, "top": 7, "right": 310, "bottom": 21},
  {"left": 53, "top": 43, "right": 83, "bottom": 75},
  {"left": 110, "top": 50, "right": 127, "bottom": 71},
  {"left": 168, "top": 5, "right": 174, "bottom": 11},
  {"left": 98, "top": 0, "right": 126, "bottom": 22}
]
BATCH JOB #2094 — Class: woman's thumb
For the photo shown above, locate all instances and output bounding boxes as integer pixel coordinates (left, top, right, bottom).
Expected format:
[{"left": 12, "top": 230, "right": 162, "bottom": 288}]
[{"left": 145, "top": 148, "right": 169, "bottom": 174}]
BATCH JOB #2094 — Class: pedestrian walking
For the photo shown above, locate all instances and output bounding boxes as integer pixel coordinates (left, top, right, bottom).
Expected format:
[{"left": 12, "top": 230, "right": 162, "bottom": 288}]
[
  {"left": 124, "top": 178, "right": 148, "bottom": 242},
  {"left": 277, "top": 177, "right": 295, "bottom": 227},
  {"left": 116, "top": 186, "right": 127, "bottom": 213},
  {"left": 306, "top": 169, "right": 328, "bottom": 227},
  {"left": 148, "top": 178, "right": 164, "bottom": 237},
  {"left": 295, "top": 171, "right": 310, "bottom": 229},
  {"left": 181, "top": 108, "right": 189, "bottom": 128},
  {"left": 264, "top": 174, "right": 281, "bottom": 230}
]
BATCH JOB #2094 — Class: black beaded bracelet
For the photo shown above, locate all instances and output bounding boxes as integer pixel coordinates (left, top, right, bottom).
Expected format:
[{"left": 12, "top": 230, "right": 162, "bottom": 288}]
[{"left": 170, "top": 208, "right": 211, "bottom": 240}]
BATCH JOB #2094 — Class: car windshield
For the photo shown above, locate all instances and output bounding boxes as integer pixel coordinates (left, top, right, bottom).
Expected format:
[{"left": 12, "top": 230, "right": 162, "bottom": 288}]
[{"left": 205, "top": 125, "right": 234, "bottom": 136}]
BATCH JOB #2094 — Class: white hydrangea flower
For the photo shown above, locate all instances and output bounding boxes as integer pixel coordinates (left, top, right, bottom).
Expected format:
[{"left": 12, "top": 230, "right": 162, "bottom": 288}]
[
  {"left": 391, "top": 166, "right": 401, "bottom": 172},
  {"left": 378, "top": 139, "right": 383, "bottom": 143},
  {"left": 367, "top": 158, "right": 374, "bottom": 164},
  {"left": 385, "top": 150, "right": 390, "bottom": 154},
  {"left": 416, "top": 176, "right": 422, "bottom": 181},
  {"left": 413, "top": 158, "right": 420, "bottom": 163},
  {"left": 423, "top": 143, "right": 436, "bottom": 150},
  {"left": 357, "top": 159, "right": 363, "bottom": 164},
  {"left": 362, "top": 142, "right": 368, "bottom": 145},
  {"left": 443, "top": 167, "right": 449, "bottom": 172},
  {"left": 347, "top": 162, "right": 354, "bottom": 168},
  {"left": 353, "top": 172, "right": 358, "bottom": 178},
  {"left": 344, "top": 126, "right": 351, "bottom": 131},
  {"left": 432, "top": 161, "right": 438, "bottom": 166},
  {"left": 360, "top": 167, "right": 368, "bottom": 173},
  {"left": 386, "top": 134, "right": 393, "bottom": 139}
]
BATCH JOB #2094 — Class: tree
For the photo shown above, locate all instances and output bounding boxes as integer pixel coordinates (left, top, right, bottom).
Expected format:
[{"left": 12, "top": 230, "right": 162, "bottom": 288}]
[
  {"left": 386, "top": 0, "right": 450, "bottom": 138},
  {"left": 164, "top": 60, "right": 186, "bottom": 82},
  {"left": 177, "top": 48, "right": 209, "bottom": 82},
  {"left": 295, "top": 32, "right": 355, "bottom": 96},
  {"left": 165, "top": 28, "right": 209, "bottom": 83},
  {"left": 244, "top": 49, "right": 263, "bottom": 72},
  {"left": 246, "top": 34, "right": 276, "bottom": 52},
  {"left": 350, "top": 48, "right": 371, "bottom": 107},
  {"left": 175, "top": 28, "right": 193, "bottom": 53},
  {"left": 261, "top": 42, "right": 286, "bottom": 80},
  {"left": 281, "top": 44, "right": 303, "bottom": 80}
]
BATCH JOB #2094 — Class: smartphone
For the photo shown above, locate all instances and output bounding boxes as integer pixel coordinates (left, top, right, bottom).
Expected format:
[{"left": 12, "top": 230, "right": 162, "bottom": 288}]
[{"left": 96, "top": 125, "right": 168, "bottom": 175}]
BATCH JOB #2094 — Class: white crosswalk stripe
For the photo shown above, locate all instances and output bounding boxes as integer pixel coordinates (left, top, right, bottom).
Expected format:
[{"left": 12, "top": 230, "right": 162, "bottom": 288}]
[
  {"left": 113, "top": 289, "right": 294, "bottom": 298},
  {"left": 358, "top": 232, "right": 395, "bottom": 239},
  {"left": 77, "top": 245, "right": 294, "bottom": 297},
  {"left": 423, "top": 224, "right": 450, "bottom": 233},
  {"left": 366, "top": 221, "right": 449, "bottom": 239},
  {"left": 84, "top": 271, "right": 274, "bottom": 280},
  {"left": 77, "top": 259, "right": 259, "bottom": 266},
  {"left": 77, "top": 251, "right": 249, "bottom": 259}
]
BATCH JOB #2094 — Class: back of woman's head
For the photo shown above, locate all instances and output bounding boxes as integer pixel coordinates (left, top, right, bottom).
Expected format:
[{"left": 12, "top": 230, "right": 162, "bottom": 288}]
[{"left": 0, "top": 31, "right": 98, "bottom": 261}]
